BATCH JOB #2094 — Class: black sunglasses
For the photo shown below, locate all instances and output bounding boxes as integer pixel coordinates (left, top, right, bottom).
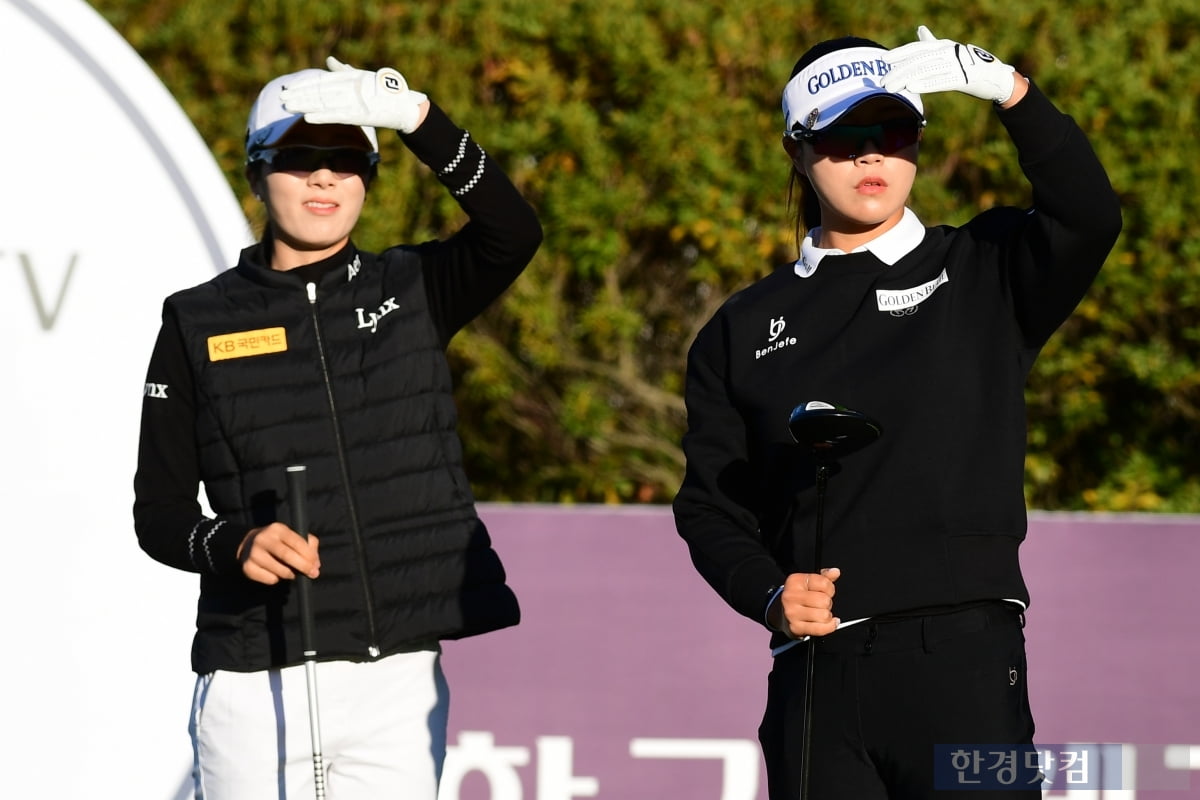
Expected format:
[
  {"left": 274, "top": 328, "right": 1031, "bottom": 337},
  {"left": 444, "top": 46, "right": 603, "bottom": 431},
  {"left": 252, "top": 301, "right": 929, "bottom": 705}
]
[
  {"left": 787, "top": 119, "right": 924, "bottom": 160},
  {"left": 253, "top": 146, "right": 379, "bottom": 176}
]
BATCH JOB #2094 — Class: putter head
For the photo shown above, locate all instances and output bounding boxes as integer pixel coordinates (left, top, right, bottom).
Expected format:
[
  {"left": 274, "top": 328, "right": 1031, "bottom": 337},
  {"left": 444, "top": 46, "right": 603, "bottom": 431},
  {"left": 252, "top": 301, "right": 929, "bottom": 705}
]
[{"left": 788, "top": 401, "right": 882, "bottom": 461}]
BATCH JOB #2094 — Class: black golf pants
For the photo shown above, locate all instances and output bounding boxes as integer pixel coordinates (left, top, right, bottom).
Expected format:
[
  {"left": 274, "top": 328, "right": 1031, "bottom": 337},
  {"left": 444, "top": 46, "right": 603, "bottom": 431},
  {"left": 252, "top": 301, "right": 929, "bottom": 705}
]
[{"left": 758, "top": 602, "right": 1041, "bottom": 799}]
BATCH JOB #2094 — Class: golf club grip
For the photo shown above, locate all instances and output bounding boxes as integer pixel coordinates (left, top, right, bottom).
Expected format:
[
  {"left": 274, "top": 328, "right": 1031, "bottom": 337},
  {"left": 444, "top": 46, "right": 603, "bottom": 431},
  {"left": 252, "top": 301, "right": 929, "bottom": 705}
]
[{"left": 286, "top": 466, "right": 317, "bottom": 656}]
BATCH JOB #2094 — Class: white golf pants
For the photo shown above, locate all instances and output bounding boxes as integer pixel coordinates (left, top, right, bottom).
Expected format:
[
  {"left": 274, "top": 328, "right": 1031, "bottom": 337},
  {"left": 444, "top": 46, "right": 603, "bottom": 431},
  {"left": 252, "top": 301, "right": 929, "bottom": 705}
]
[{"left": 189, "top": 649, "right": 448, "bottom": 800}]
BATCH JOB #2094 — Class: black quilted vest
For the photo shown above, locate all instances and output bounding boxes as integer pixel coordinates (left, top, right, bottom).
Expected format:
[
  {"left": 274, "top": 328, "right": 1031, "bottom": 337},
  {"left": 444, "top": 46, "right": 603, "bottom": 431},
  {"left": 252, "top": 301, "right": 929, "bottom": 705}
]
[{"left": 167, "top": 243, "right": 519, "bottom": 673}]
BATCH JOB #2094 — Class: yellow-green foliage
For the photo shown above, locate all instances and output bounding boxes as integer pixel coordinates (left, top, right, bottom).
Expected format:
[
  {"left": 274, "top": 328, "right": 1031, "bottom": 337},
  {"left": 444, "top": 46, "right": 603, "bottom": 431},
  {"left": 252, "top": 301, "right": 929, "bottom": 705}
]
[{"left": 92, "top": 0, "right": 1200, "bottom": 509}]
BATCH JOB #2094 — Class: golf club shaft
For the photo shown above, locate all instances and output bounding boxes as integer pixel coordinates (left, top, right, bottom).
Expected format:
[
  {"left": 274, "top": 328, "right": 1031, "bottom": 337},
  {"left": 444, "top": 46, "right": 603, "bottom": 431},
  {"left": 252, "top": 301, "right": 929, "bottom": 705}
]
[
  {"left": 813, "top": 464, "right": 829, "bottom": 572},
  {"left": 788, "top": 402, "right": 881, "bottom": 799},
  {"left": 800, "top": 462, "right": 830, "bottom": 800},
  {"left": 287, "top": 465, "right": 327, "bottom": 800}
]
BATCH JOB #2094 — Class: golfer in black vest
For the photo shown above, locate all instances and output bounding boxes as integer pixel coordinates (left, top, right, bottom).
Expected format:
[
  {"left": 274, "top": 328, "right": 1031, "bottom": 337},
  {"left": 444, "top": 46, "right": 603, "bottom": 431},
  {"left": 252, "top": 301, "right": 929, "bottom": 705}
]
[{"left": 134, "top": 56, "right": 541, "bottom": 798}]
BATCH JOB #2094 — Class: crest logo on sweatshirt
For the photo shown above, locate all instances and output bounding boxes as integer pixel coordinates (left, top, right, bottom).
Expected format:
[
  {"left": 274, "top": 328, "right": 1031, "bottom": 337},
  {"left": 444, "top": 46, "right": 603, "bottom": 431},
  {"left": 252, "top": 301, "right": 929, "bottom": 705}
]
[{"left": 876, "top": 269, "right": 949, "bottom": 317}]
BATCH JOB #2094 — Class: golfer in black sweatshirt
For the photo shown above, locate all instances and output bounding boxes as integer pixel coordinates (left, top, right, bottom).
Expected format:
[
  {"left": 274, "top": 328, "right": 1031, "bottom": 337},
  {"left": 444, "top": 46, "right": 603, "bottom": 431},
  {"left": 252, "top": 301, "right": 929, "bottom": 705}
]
[{"left": 673, "top": 27, "right": 1121, "bottom": 799}]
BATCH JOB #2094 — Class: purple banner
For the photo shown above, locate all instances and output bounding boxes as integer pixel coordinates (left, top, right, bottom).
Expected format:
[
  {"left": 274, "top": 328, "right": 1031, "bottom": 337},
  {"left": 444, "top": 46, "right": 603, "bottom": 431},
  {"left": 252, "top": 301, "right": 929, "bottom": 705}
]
[{"left": 440, "top": 507, "right": 1200, "bottom": 800}]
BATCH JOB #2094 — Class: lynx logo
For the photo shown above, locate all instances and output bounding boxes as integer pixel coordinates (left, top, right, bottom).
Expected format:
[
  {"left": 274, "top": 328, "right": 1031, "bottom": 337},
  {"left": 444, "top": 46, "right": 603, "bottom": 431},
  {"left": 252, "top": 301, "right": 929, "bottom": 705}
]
[
  {"left": 757, "top": 316, "right": 798, "bottom": 360},
  {"left": 144, "top": 382, "right": 169, "bottom": 399},
  {"left": 356, "top": 296, "right": 400, "bottom": 334}
]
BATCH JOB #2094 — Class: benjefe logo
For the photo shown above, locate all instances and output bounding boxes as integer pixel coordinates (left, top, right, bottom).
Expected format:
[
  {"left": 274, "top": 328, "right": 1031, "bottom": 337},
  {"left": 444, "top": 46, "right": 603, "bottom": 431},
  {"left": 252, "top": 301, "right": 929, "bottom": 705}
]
[
  {"left": 807, "top": 59, "right": 891, "bottom": 95},
  {"left": 756, "top": 316, "right": 797, "bottom": 360}
]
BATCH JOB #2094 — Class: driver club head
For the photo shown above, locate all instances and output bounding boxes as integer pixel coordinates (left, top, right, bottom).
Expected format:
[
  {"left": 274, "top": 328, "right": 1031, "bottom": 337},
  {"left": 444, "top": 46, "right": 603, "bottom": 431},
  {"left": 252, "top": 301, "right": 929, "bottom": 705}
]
[{"left": 788, "top": 401, "right": 882, "bottom": 461}]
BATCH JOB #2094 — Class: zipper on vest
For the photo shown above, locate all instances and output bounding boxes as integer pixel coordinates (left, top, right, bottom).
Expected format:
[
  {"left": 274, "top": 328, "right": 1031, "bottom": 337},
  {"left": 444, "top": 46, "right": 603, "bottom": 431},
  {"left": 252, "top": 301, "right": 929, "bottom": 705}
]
[{"left": 306, "top": 281, "right": 382, "bottom": 659}]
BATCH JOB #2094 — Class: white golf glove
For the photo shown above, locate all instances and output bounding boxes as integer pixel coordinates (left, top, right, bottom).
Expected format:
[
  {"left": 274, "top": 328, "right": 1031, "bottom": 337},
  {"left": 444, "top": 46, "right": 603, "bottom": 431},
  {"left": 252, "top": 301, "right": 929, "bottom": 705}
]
[
  {"left": 883, "top": 25, "right": 1016, "bottom": 104},
  {"left": 281, "top": 56, "right": 429, "bottom": 134}
]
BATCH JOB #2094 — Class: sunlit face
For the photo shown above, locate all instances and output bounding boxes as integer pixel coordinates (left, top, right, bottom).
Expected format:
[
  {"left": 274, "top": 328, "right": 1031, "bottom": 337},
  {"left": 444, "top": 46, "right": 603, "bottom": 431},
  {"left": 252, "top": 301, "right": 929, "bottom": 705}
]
[
  {"left": 784, "top": 99, "right": 921, "bottom": 243},
  {"left": 248, "top": 122, "right": 373, "bottom": 270}
]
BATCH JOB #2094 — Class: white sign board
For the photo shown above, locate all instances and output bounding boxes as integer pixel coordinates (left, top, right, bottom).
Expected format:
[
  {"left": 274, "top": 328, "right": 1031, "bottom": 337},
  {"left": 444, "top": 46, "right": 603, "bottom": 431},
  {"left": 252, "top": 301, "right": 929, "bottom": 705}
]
[{"left": 0, "top": 1, "right": 252, "bottom": 797}]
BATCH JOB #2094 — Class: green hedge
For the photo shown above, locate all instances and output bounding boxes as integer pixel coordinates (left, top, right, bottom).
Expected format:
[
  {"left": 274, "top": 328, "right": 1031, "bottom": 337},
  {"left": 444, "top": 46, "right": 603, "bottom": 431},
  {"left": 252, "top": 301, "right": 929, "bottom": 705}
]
[{"left": 91, "top": 0, "right": 1200, "bottom": 510}]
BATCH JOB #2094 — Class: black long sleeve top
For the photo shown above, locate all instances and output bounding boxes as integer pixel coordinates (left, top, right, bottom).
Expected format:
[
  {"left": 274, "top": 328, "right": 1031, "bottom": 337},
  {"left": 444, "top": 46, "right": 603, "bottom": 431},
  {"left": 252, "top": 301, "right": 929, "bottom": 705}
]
[{"left": 673, "top": 82, "right": 1121, "bottom": 648}]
